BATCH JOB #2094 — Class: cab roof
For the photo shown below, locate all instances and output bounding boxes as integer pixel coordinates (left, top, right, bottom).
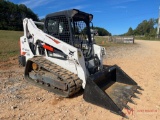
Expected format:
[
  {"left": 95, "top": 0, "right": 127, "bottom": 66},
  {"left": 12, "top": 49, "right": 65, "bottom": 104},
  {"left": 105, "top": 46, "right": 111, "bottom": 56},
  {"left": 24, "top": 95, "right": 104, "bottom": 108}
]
[{"left": 46, "top": 9, "right": 93, "bottom": 22}]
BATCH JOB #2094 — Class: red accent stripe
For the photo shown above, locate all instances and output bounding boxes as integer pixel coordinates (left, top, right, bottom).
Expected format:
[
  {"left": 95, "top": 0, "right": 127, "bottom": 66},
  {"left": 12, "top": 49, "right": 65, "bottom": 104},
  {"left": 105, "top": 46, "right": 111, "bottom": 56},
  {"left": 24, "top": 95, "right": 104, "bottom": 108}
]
[
  {"left": 43, "top": 44, "right": 54, "bottom": 52},
  {"left": 53, "top": 39, "right": 60, "bottom": 44},
  {"left": 46, "top": 35, "right": 60, "bottom": 44},
  {"left": 21, "top": 52, "right": 26, "bottom": 55}
]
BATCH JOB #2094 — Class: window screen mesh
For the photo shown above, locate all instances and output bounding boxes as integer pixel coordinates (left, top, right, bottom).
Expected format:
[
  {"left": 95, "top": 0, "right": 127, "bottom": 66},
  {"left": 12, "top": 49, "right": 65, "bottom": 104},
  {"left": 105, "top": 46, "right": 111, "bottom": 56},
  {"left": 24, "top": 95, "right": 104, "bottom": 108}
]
[{"left": 47, "top": 16, "right": 70, "bottom": 44}]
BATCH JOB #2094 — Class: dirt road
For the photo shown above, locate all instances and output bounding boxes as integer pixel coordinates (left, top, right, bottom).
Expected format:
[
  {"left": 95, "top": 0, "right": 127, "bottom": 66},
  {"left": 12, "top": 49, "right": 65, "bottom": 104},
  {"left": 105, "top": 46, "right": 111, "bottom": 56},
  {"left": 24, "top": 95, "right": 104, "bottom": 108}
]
[{"left": 0, "top": 40, "right": 160, "bottom": 120}]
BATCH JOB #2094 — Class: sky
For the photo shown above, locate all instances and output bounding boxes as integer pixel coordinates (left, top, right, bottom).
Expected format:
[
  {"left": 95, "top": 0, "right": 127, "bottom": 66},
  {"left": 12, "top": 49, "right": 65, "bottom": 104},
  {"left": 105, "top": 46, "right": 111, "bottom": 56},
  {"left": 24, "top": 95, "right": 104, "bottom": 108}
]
[{"left": 11, "top": 0, "right": 160, "bottom": 35}]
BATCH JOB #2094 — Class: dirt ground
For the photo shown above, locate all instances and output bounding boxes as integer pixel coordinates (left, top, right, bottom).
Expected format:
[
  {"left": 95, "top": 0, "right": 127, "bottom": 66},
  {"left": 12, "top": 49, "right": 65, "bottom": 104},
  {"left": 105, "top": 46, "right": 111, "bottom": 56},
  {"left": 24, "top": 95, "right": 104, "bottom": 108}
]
[{"left": 0, "top": 40, "right": 160, "bottom": 120}]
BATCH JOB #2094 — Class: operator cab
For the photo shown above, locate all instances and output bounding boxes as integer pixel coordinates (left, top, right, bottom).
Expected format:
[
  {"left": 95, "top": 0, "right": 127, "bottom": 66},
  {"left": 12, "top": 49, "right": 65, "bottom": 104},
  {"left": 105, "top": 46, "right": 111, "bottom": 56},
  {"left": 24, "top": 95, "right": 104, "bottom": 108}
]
[{"left": 44, "top": 9, "right": 93, "bottom": 58}]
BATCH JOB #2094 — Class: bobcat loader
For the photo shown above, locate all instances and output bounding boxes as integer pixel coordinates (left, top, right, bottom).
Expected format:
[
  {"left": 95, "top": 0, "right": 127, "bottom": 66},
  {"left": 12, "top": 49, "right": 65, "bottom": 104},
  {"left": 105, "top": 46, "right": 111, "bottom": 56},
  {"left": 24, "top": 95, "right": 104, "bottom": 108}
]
[{"left": 19, "top": 9, "right": 142, "bottom": 117}]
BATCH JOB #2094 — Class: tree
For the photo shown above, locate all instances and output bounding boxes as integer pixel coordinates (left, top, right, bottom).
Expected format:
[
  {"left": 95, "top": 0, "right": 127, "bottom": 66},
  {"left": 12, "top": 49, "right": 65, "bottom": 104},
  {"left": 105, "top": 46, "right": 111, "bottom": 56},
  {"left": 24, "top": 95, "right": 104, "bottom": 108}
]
[
  {"left": 0, "top": 0, "right": 39, "bottom": 31},
  {"left": 93, "top": 27, "right": 111, "bottom": 36},
  {"left": 81, "top": 26, "right": 111, "bottom": 36},
  {"left": 126, "top": 27, "right": 134, "bottom": 36},
  {"left": 124, "top": 18, "right": 157, "bottom": 38},
  {"left": 134, "top": 19, "right": 156, "bottom": 36}
]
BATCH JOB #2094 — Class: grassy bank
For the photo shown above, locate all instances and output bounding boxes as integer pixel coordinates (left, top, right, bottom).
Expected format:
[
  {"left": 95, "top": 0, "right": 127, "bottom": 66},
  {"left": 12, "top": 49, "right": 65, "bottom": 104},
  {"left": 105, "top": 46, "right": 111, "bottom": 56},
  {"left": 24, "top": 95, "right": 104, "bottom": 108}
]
[{"left": 0, "top": 30, "right": 23, "bottom": 62}]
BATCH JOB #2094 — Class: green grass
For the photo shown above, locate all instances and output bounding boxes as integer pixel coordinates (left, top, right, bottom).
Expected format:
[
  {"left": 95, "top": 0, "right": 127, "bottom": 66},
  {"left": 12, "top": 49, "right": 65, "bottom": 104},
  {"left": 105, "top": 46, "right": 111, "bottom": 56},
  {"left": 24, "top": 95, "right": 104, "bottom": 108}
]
[
  {"left": 0, "top": 30, "right": 23, "bottom": 62},
  {"left": 95, "top": 36, "right": 116, "bottom": 47}
]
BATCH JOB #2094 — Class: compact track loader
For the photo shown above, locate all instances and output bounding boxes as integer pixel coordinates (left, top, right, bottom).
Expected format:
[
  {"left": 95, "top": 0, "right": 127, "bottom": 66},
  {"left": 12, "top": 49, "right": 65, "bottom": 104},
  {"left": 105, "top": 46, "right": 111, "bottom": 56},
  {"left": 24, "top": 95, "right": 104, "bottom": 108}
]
[{"left": 19, "top": 9, "right": 142, "bottom": 117}]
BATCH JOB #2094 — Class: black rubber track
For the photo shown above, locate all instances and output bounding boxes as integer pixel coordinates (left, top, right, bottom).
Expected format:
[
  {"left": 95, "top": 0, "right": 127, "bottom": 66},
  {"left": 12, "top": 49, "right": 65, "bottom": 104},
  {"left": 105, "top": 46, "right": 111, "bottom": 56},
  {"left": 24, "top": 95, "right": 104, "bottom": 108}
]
[{"left": 24, "top": 56, "right": 82, "bottom": 97}]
